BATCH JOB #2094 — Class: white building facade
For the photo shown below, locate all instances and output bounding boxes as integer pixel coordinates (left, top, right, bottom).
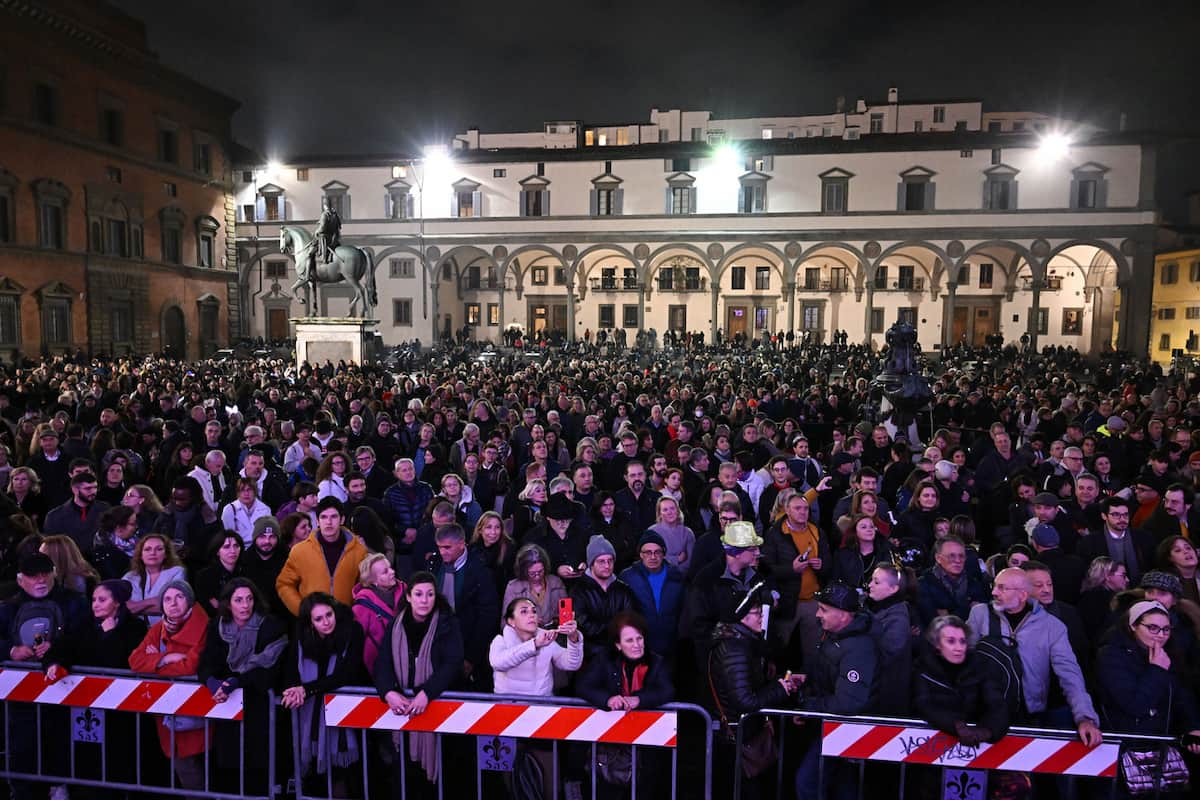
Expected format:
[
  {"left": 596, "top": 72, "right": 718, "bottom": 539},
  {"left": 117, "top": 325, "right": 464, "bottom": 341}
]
[{"left": 233, "top": 92, "right": 1156, "bottom": 354}]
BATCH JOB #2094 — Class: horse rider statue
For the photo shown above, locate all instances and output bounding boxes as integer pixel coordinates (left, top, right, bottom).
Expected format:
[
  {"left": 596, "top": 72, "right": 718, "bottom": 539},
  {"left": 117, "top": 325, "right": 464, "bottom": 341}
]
[{"left": 314, "top": 200, "right": 342, "bottom": 264}]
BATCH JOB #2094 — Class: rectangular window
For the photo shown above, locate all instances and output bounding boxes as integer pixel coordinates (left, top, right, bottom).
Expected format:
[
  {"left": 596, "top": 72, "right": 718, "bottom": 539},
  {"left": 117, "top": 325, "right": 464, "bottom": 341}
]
[
  {"left": 739, "top": 183, "right": 765, "bottom": 213},
  {"left": 466, "top": 303, "right": 481, "bottom": 326},
  {"left": 979, "top": 263, "right": 994, "bottom": 289},
  {"left": 296, "top": 168, "right": 309, "bottom": 181},
  {"left": 1186, "top": 307, "right": 1200, "bottom": 320},
  {"left": 933, "top": 106, "right": 946, "bottom": 123},
  {"left": 873, "top": 266, "right": 888, "bottom": 291},
  {"left": 198, "top": 234, "right": 214, "bottom": 267},
  {"left": 264, "top": 195, "right": 281, "bottom": 221},
  {"left": 106, "top": 166, "right": 122, "bottom": 183},
  {"left": 671, "top": 158, "right": 691, "bottom": 172},
  {"left": 1062, "top": 309, "right": 1083, "bottom": 335},
  {"left": 1159, "top": 333, "right": 1171, "bottom": 351},
  {"left": 804, "top": 268, "right": 820, "bottom": 291},
  {"left": 801, "top": 303, "right": 822, "bottom": 331},
  {"left": 898, "top": 307, "right": 917, "bottom": 327},
  {"left": 105, "top": 219, "right": 128, "bottom": 257},
  {"left": 1076, "top": 179, "right": 1098, "bottom": 209},
  {"left": 488, "top": 303, "right": 499, "bottom": 326},
  {"left": 325, "top": 194, "right": 344, "bottom": 217},
  {"left": 390, "top": 258, "right": 414, "bottom": 278},
  {"left": 596, "top": 188, "right": 614, "bottom": 216},
  {"left": 955, "top": 121, "right": 968, "bottom": 132},
  {"left": 43, "top": 299, "right": 69, "bottom": 345},
  {"left": 1012, "top": 121, "right": 1025, "bottom": 132},
  {"left": 1191, "top": 262, "right": 1200, "bottom": 282},
  {"left": 957, "top": 265, "right": 970, "bottom": 285},
  {"left": 0, "top": 295, "right": 18, "bottom": 346},
  {"left": 32, "top": 82, "right": 58, "bottom": 126},
  {"left": 755, "top": 267, "right": 770, "bottom": 290},
  {"left": 521, "top": 190, "right": 547, "bottom": 216},
  {"left": 553, "top": 267, "right": 566, "bottom": 285},
  {"left": 830, "top": 268, "right": 849, "bottom": 291},
  {"left": 455, "top": 191, "right": 475, "bottom": 218},
  {"left": 754, "top": 307, "right": 769, "bottom": 330},
  {"left": 731, "top": 266, "right": 746, "bottom": 290},
  {"left": 659, "top": 268, "right": 674, "bottom": 290},
  {"left": 670, "top": 186, "right": 692, "bottom": 214},
  {"left": 898, "top": 265, "right": 915, "bottom": 291},
  {"left": 988, "top": 121, "right": 1002, "bottom": 133},
  {"left": 1159, "top": 308, "right": 1177, "bottom": 320},
  {"left": 39, "top": 203, "right": 64, "bottom": 249},
  {"left": 162, "top": 227, "right": 181, "bottom": 264},
  {"left": 1032, "top": 308, "right": 1048, "bottom": 335},
  {"left": 869, "top": 114, "right": 884, "bottom": 134},
  {"left": 265, "top": 261, "right": 288, "bottom": 278},
  {"left": 870, "top": 309, "right": 884, "bottom": 333},
  {"left": 913, "top": 120, "right": 923, "bottom": 133},
  {"left": 761, "top": 128, "right": 773, "bottom": 139},
  {"left": 623, "top": 268, "right": 638, "bottom": 289},
  {"left": 194, "top": 143, "right": 213, "bottom": 175},
  {"left": 690, "top": 127, "right": 703, "bottom": 142},
  {"left": 822, "top": 180, "right": 846, "bottom": 213},
  {"left": 493, "top": 168, "right": 506, "bottom": 178},
  {"left": 157, "top": 127, "right": 178, "bottom": 164},
  {"left": 465, "top": 266, "right": 481, "bottom": 290},
  {"left": 164, "top": 182, "right": 177, "bottom": 197},
  {"left": 622, "top": 305, "right": 638, "bottom": 328},
  {"left": 532, "top": 266, "right": 548, "bottom": 285},
  {"left": 241, "top": 204, "right": 255, "bottom": 222},
  {"left": 991, "top": 148, "right": 1002, "bottom": 165},
  {"left": 0, "top": 193, "right": 10, "bottom": 242},
  {"left": 658, "top": 129, "right": 669, "bottom": 143},
  {"left": 1161, "top": 263, "right": 1179, "bottom": 284},
  {"left": 100, "top": 107, "right": 123, "bottom": 147},
  {"left": 904, "top": 181, "right": 928, "bottom": 211},
  {"left": 598, "top": 305, "right": 615, "bottom": 328},
  {"left": 986, "top": 180, "right": 1013, "bottom": 210},
  {"left": 393, "top": 299, "right": 412, "bottom": 326}
]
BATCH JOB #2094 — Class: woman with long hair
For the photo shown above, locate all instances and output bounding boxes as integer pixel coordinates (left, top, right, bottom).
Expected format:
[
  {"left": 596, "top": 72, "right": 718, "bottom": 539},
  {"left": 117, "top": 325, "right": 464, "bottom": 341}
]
[
  {"left": 1157, "top": 535, "right": 1200, "bottom": 605},
  {"left": 97, "top": 459, "right": 128, "bottom": 506},
  {"left": 315, "top": 452, "right": 351, "bottom": 503},
  {"left": 122, "top": 484, "right": 164, "bottom": 536},
  {"left": 282, "top": 593, "right": 365, "bottom": 792},
  {"left": 512, "top": 479, "right": 546, "bottom": 543},
  {"left": 1078, "top": 557, "right": 1130, "bottom": 645},
  {"left": 161, "top": 441, "right": 197, "bottom": 498},
  {"left": 893, "top": 480, "right": 941, "bottom": 551},
  {"left": 849, "top": 490, "right": 892, "bottom": 539},
  {"left": 6, "top": 467, "right": 48, "bottom": 528},
  {"left": 833, "top": 514, "right": 893, "bottom": 589},
  {"left": 375, "top": 572, "right": 466, "bottom": 791},
  {"left": 469, "top": 511, "right": 515, "bottom": 600},
  {"left": 502, "top": 544, "right": 567, "bottom": 629},
  {"left": 281, "top": 511, "right": 313, "bottom": 550},
  {"left": 122, "top": 533, "right": 186, "bottom": 623},
  {"left": 647, "top": 496, "right": 695, "bottom": 576},
  {"left": 194, "top": 530, "right": 243, "bottom": 612},
  {"left": 40, "top": 535, "right": 100, "bottom": 596},
  {"left": 92, "top": 505, "right": 141, "bottom": 580}
]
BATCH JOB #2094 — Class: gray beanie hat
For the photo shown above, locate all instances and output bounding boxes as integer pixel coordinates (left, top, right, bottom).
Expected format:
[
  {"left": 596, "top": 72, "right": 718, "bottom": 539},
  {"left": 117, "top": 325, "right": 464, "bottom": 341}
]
[
  {"left": 162, "top": 579, "right": 195, "bottom": 606},
  {"left": 586, "top": 534, "right": 616, "bottom": 566}
]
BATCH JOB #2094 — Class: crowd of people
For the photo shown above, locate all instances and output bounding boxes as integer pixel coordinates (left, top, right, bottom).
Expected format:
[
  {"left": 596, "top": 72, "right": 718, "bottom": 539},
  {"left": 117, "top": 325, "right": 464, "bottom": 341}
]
[{"left": 1, "top": 336, "right": 1199, "bottom": 799}]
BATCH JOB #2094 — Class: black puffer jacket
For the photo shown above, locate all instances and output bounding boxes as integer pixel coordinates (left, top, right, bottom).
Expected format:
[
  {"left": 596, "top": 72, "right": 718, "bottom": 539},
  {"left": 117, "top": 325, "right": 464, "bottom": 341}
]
[
  {"left": 1095, "top": 633, "right": 1200, "bottom": 737},
  {"left": 569, "top": 573, "right": 636, "bottom": 662},
  {"left": 706, "top": 623, "right": 789, "bottom": 731},
  {"left": 867, "top": 594, "right": 915, "bottom": 716},
  {"left": 577, "top": 649, "right": 675, "bottom": 710},
  {"left": 912, "top": 641, "right": 1010, "bottom": 741},
  {"left": 800, "top": 611, "right": 877, "bottom": 716}
]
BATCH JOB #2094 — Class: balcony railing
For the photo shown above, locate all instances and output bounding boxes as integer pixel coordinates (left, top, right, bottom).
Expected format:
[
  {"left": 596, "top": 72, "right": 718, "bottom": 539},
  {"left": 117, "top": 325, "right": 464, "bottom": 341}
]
[
  {"left": 874, "top": 277, "right": 925, "bottom": 292},
  {"left": 1021, "top": 276, "right": 1063, "bottom": 291},
  {"left": 655, "top": 276, "right": 707, "bottom": 293},
  {"left": 460, "top": 277, "right": 502, "bottom": 291},
  {"left": 588, "top": 276, "right": 640, "bottom": 291},
  {"left": 801, "top": 279, "right": 849, "bottom": 293}
]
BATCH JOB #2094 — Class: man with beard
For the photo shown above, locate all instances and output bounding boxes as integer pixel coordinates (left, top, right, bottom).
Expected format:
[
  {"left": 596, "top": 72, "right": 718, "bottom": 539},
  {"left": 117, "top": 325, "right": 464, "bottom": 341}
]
[
  {"left": 43, "top": 471, "right": 109, "bottom": 555},
  {"left": 238, "top": 516, "right": 287, "bottom": 616},
  {"left": 353, "top": 446, "right": 393, "bottom": 499},
  {"left": 343, "top": 472, "right": 394, "bottom": 529},
  {"left": 569, "top": 534, "right": 636, "bottom": 662},
  {"left": 151, "top": 477, "right": 221, "bottom": 573},
  {"left": 614, "top": 460, "right": 661, "bottom": 534}
]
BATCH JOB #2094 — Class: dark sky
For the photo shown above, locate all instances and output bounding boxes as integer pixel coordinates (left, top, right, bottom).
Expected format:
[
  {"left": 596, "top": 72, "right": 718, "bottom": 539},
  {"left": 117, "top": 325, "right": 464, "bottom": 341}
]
[{"left": 113, "top": 0, "right": 1200, "bottom": 218}]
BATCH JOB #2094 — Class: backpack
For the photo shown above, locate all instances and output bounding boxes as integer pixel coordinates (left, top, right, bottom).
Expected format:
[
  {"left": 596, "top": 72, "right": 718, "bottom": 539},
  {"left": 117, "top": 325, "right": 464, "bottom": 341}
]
[
  {"left": 12, "top": 598, "right": 64, "bottom": 648},
  {"left": 975, "top": 607, "right": 1029, "bottom": 724},
  {"left": 353, "top": 595, "right": 396, "bottom": 647}
]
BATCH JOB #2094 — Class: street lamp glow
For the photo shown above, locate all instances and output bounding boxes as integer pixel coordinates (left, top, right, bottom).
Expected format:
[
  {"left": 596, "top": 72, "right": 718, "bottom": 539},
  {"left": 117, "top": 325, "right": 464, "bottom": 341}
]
[
  {"left": 423, "top": 144, "right": 452, "bottom": 173},
  {"left": 713, "top": 143, "right": 742, "bottom": 173},
  {"left": 1037, "top": 132, "right": 1071, "bottom": 162}
]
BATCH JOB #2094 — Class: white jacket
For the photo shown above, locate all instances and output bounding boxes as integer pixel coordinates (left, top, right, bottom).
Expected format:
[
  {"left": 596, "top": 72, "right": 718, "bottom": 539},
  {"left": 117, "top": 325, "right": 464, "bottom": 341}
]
[{"left": 489, "top": 625, "right": 583, "bottom": 696}]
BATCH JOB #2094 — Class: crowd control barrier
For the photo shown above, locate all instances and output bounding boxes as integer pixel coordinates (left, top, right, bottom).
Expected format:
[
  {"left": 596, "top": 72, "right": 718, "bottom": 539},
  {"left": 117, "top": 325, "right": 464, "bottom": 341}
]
[
  {"left": 734, "top": 708, "right": 1182, "bottom": 800},
  {"left": 0, "top": 663, "right": 276, "bottom": 800},
  {"left": 293, "top": 686, "right": 713, "bottom": 800}
]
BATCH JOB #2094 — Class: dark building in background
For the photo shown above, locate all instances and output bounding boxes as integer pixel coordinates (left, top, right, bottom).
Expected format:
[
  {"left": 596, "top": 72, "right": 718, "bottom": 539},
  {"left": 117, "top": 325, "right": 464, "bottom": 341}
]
[{"left": 0, "top": 0, "right": 240, "bottom": 361}]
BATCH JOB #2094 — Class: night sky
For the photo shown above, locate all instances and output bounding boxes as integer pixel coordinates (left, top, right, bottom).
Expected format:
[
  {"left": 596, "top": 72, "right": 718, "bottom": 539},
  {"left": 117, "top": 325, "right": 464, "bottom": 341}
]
[{"left": 113, "top": 0, "right": 1200, "bottom": 218}]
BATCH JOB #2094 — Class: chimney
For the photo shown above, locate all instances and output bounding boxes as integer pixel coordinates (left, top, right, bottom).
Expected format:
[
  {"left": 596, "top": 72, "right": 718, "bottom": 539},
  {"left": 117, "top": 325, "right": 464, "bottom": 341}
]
[
  {"left": 835, "top": 95, "right": 845, "bottom": 113},
  {"left": 855, "top": 97, "right": 866, "bottom": 113},
  {"left": 887, "top": 87, "right": 898, "bottom": 104}
]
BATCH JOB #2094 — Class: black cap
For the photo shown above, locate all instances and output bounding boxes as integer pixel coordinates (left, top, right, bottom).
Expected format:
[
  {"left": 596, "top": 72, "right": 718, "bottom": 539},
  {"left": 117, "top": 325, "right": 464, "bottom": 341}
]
[
  {"left": 542, "top": 492, "right": 578, "bottom": 520},
  {"left": 18, "top": 553, "right": 55, "bottom": 576},
  {"left": 719, "top": 579, "right": 769, "bottom": 624},
  {"left": 814, "top": 581, "right": 861, "bottom": 613}
]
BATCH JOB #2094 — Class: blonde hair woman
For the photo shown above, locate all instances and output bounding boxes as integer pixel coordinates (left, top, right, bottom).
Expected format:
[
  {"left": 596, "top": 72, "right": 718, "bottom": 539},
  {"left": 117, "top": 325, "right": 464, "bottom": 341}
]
[{"left": 40, "top": 535, "right": 100, "bottom": 596}]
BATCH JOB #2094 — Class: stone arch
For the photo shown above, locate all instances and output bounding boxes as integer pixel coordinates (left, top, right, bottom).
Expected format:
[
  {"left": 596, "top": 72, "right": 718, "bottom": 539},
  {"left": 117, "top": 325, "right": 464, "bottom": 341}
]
[
  {"left": 1046, "top": 239, "right": 1130, "bottom": 283},
  {"left": 238, "top": 245, "right": 288, "bottom": 284},
  {"left": 436, "top": 245, "right": 499, "bottom": 286},
  {"left": 571, "top": 244, "right": 639, "bottom": 287},
  {"left": 644, "top": 243, "right": 714, "bottom": 284},
  {"left": 373, "top": 245, "right": 429, "bottom": 272},
  {"left": 872, "top": 241, "right": 948, "bottom": 296},
  {"left": 160, "top": 303, "right": 186, "bottom": 356},
  {"left": 500, "top": 245, "right": 566, "bottom": 287},
  {"left": 714, "top": 241, "right": 789, "bottom": 285},
  {"left": 794, "top": 243, "right": 869, "bottom": 290}
]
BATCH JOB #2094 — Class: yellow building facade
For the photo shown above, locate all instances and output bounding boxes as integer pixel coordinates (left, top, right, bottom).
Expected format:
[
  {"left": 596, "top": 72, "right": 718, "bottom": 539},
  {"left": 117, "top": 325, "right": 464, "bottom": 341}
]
[{"left": 1150, "top": 247, "right": 1200, "bottom": 365}]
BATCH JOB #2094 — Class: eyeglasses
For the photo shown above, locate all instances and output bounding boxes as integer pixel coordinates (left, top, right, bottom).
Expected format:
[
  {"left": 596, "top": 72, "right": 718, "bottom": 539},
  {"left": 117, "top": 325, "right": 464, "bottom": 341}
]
[
  {"left": 719, "top": 515, "right": 740, "bottom": 523},
  {"left": 640, "top": 548, "right": 665, "bottom": 557},
  {"left": 1138, "top": 622, "right": 1172, "bottom": 636}
]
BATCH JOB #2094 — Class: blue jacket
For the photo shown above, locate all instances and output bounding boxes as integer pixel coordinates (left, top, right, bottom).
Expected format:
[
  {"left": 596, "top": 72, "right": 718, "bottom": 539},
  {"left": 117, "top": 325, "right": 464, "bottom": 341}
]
[
  {"left": 916, "top": 566, "right": 991, "bottom": 626},
  {"left": 1095, "top": 635, "right": 1200, "bottom": 736},
  {"left": 619, "top": 562, "right": 686, "bottom": 656},
  {"left": 384, "top": 479, "right": 434, "bottom": 532}
]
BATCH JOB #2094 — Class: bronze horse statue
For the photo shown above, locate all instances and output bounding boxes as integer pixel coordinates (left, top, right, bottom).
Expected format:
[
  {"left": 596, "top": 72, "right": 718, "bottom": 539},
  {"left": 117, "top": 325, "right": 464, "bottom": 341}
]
[{"left": 278, "top": 226, "right": 378, "bottom": 318}]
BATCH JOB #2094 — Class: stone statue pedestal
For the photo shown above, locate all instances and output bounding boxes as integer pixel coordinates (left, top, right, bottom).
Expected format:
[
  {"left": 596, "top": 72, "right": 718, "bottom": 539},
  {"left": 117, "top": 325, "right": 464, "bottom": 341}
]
[{"left": 293, "top": 317, "right": 379, "bottom": 367}]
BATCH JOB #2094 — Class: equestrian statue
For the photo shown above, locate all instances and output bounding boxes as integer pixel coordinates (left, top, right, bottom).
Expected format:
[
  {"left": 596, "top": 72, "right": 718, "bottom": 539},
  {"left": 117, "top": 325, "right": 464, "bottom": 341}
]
[{"left": 278, "top": 202, "right": 378, "bottom": 318}]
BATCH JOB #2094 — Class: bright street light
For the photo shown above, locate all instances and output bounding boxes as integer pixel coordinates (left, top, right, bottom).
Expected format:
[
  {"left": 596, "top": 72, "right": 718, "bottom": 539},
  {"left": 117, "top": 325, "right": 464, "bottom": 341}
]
[{"left": 1037, "top": 132, "right": 1071, "bottom": 162}]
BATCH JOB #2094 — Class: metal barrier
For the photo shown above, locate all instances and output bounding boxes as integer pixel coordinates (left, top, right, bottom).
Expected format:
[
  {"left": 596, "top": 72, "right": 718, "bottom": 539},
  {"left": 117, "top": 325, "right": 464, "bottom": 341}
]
[
  {"left": 292, "top": 686, "right": 713, "bottom": 800},
  {"left": 0, "top": 663, "right": 276, "bottom": 800},
  {"left": 733, "top": 707, "right": 1181, "bottom": 800}
]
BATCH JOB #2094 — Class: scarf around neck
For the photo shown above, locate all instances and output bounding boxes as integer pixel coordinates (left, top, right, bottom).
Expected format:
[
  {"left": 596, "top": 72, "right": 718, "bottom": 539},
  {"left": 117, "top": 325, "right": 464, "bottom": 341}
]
[
  {"left": 390, "top": 608, "right": 441, "bottom": 781},
  {"left": 219, "top": 612, "right": 286, "bottom": 673}
]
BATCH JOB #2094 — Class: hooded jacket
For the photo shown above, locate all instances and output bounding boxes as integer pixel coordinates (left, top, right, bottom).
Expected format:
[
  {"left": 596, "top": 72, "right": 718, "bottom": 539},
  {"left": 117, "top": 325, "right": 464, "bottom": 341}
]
[
  {"left": 912, "top": 640, "right": 1009, "bottom": 741},
  {"left": 800, "top": 612, "right": 878, "bottom": 716}
]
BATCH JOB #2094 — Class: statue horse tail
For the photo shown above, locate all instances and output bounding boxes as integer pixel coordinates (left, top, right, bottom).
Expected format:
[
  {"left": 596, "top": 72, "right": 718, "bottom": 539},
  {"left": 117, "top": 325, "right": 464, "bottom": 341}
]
[{"left": 364, "top": 247, "right": 377, "bottom": 307}]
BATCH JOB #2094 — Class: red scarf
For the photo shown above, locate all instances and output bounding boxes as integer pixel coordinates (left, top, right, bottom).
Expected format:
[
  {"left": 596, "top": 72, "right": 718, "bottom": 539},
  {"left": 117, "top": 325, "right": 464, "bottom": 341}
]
[{"left": 620, "top": 659, "right": 648, "bottom": 696}]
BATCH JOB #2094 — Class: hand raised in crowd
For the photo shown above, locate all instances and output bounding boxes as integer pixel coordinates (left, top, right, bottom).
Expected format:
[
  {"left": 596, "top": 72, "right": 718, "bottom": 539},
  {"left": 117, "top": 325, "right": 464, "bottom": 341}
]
[
  {"left": 533, "top": 627, "right": 558, "bottom": 648},
  {"left": 558, "top": 619, "right": 580, "bottom": 643}
]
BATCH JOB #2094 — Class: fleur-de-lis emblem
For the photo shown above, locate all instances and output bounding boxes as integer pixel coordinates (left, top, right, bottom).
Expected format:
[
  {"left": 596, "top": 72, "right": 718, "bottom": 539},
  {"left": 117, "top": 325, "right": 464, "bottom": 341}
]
[
  {"left": 482, "top": 736, "right": 511, "bottom": 761},
  {"left": 78, "top": 709, "right": 102, "bottom": 733}
]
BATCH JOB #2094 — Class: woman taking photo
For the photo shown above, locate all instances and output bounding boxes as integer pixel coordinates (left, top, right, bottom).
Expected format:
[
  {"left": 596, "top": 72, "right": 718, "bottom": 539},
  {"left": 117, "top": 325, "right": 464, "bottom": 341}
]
[
  {"left": 501, "top": 544, "right": 568, "bottom": 629},
  {"left": 127, "top": 581, "right": 210, "bottom": 794},
  {"left": 199, "top": 578, "right": 287, "bottom": 795},
  {"left": 122, "top": 534, "right": 186, "bottom": 624},
  {"left": 352, "top": 553, "right": 404, "bottom": 677},
  {"left": 282, "top": 593, "right": 365, "bottom": 792},
  {"left": 490, "top": 596, "right": 583, "bottom": 696},
  {"left": 470, "top": 511, "right": 515, "bottom": 601},
  {"left": 375, "top": 572, "right": 465, "bottom": 790},
  {"left": 913, "top": 615, "right": 1009, "bottom": 745}
]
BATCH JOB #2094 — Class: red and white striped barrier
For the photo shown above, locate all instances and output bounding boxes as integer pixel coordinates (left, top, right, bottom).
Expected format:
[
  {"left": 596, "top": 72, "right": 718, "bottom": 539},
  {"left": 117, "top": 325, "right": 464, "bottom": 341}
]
[
  {"left": 0, "top": 667, "right": 243, "bottom": 720},
  {"left": 821, "top": 721, "right": 1118, "bottom": 777},
  {"left": 323, "top": 695, "right": 677, "bottom": 748}
]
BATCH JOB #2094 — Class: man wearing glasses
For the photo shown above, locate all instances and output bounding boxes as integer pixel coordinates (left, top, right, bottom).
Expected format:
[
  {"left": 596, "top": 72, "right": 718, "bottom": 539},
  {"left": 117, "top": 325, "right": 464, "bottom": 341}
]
[
  {"left": 1077, "top": 495, "right": 1154, "bottom": 584},
  {"left": 968, "top": 568, "right": 1103, "bottom": 748},
  {"left": 619, "top": 531, "right": 685, "bottom": 660}
]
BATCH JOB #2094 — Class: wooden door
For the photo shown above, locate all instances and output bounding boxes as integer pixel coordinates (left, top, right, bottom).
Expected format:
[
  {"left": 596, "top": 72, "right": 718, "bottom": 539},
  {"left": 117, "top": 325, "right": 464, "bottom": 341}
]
[
  {"left": 726, "top": 306, "right": 748, "bottom": 339},
  {"left": 668, "top": 305, "right": 687, "bottom": 332},
  {"left": 972, "top": 306, "right": 995, "bottom": 347},
  {"left": 267, "top": 308, "right": 289, "bottom": 341},
  {"left": 551, "top": 304, "right": 568, "bottom": 333},
  {"left": 951, "top": 307, "right": 969, "bottom": 344},
  {"left": 163, "top": 306, "right": 186, "bottom": 355}
]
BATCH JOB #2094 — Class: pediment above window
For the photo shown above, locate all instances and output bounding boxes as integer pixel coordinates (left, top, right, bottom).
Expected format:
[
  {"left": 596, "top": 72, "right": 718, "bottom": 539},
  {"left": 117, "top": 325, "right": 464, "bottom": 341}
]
[
  {"left": 257, "top": 183, "right": 285, "bottom": 195},
  {"left": 1072, "top": 162, "right": 1110, "bottom": 175},
  {"left": 899, "top": 166, "right": 937, "bottom": 179},
  {"left": 518, "top": 175, "right": 551, "bottom": 188},
  {"left": 818, "top": 167, "right": 855, "bottom": 180},
  {"left": 452, "top": 177, "right": 481, "bottom": 191},
  {"left": 385, "top": 178, "right": 412, "bottom": 192},
  {"left": 665, "top": 171, "right": 695, "bottom": 186},
  {"left": 195, "top": 215, "right": 220, "bottom": 234},
  {"left": 36, "top": 280, "right": 75, "bottom": 299},
  {"left": 321, "top": 180, "right": 350, "bottom": 192},
  {"left": 0, "top": 277, "right": 25, "bottom": 294},
  {"left": 591, "top": 172, "right": 623, "bottom": 186},
  {"left": 984, "top": 163, "right": 1020, "bottom": 177},
  {"left": 738, "top": 171, "right": 771, "bottom": 183}
]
